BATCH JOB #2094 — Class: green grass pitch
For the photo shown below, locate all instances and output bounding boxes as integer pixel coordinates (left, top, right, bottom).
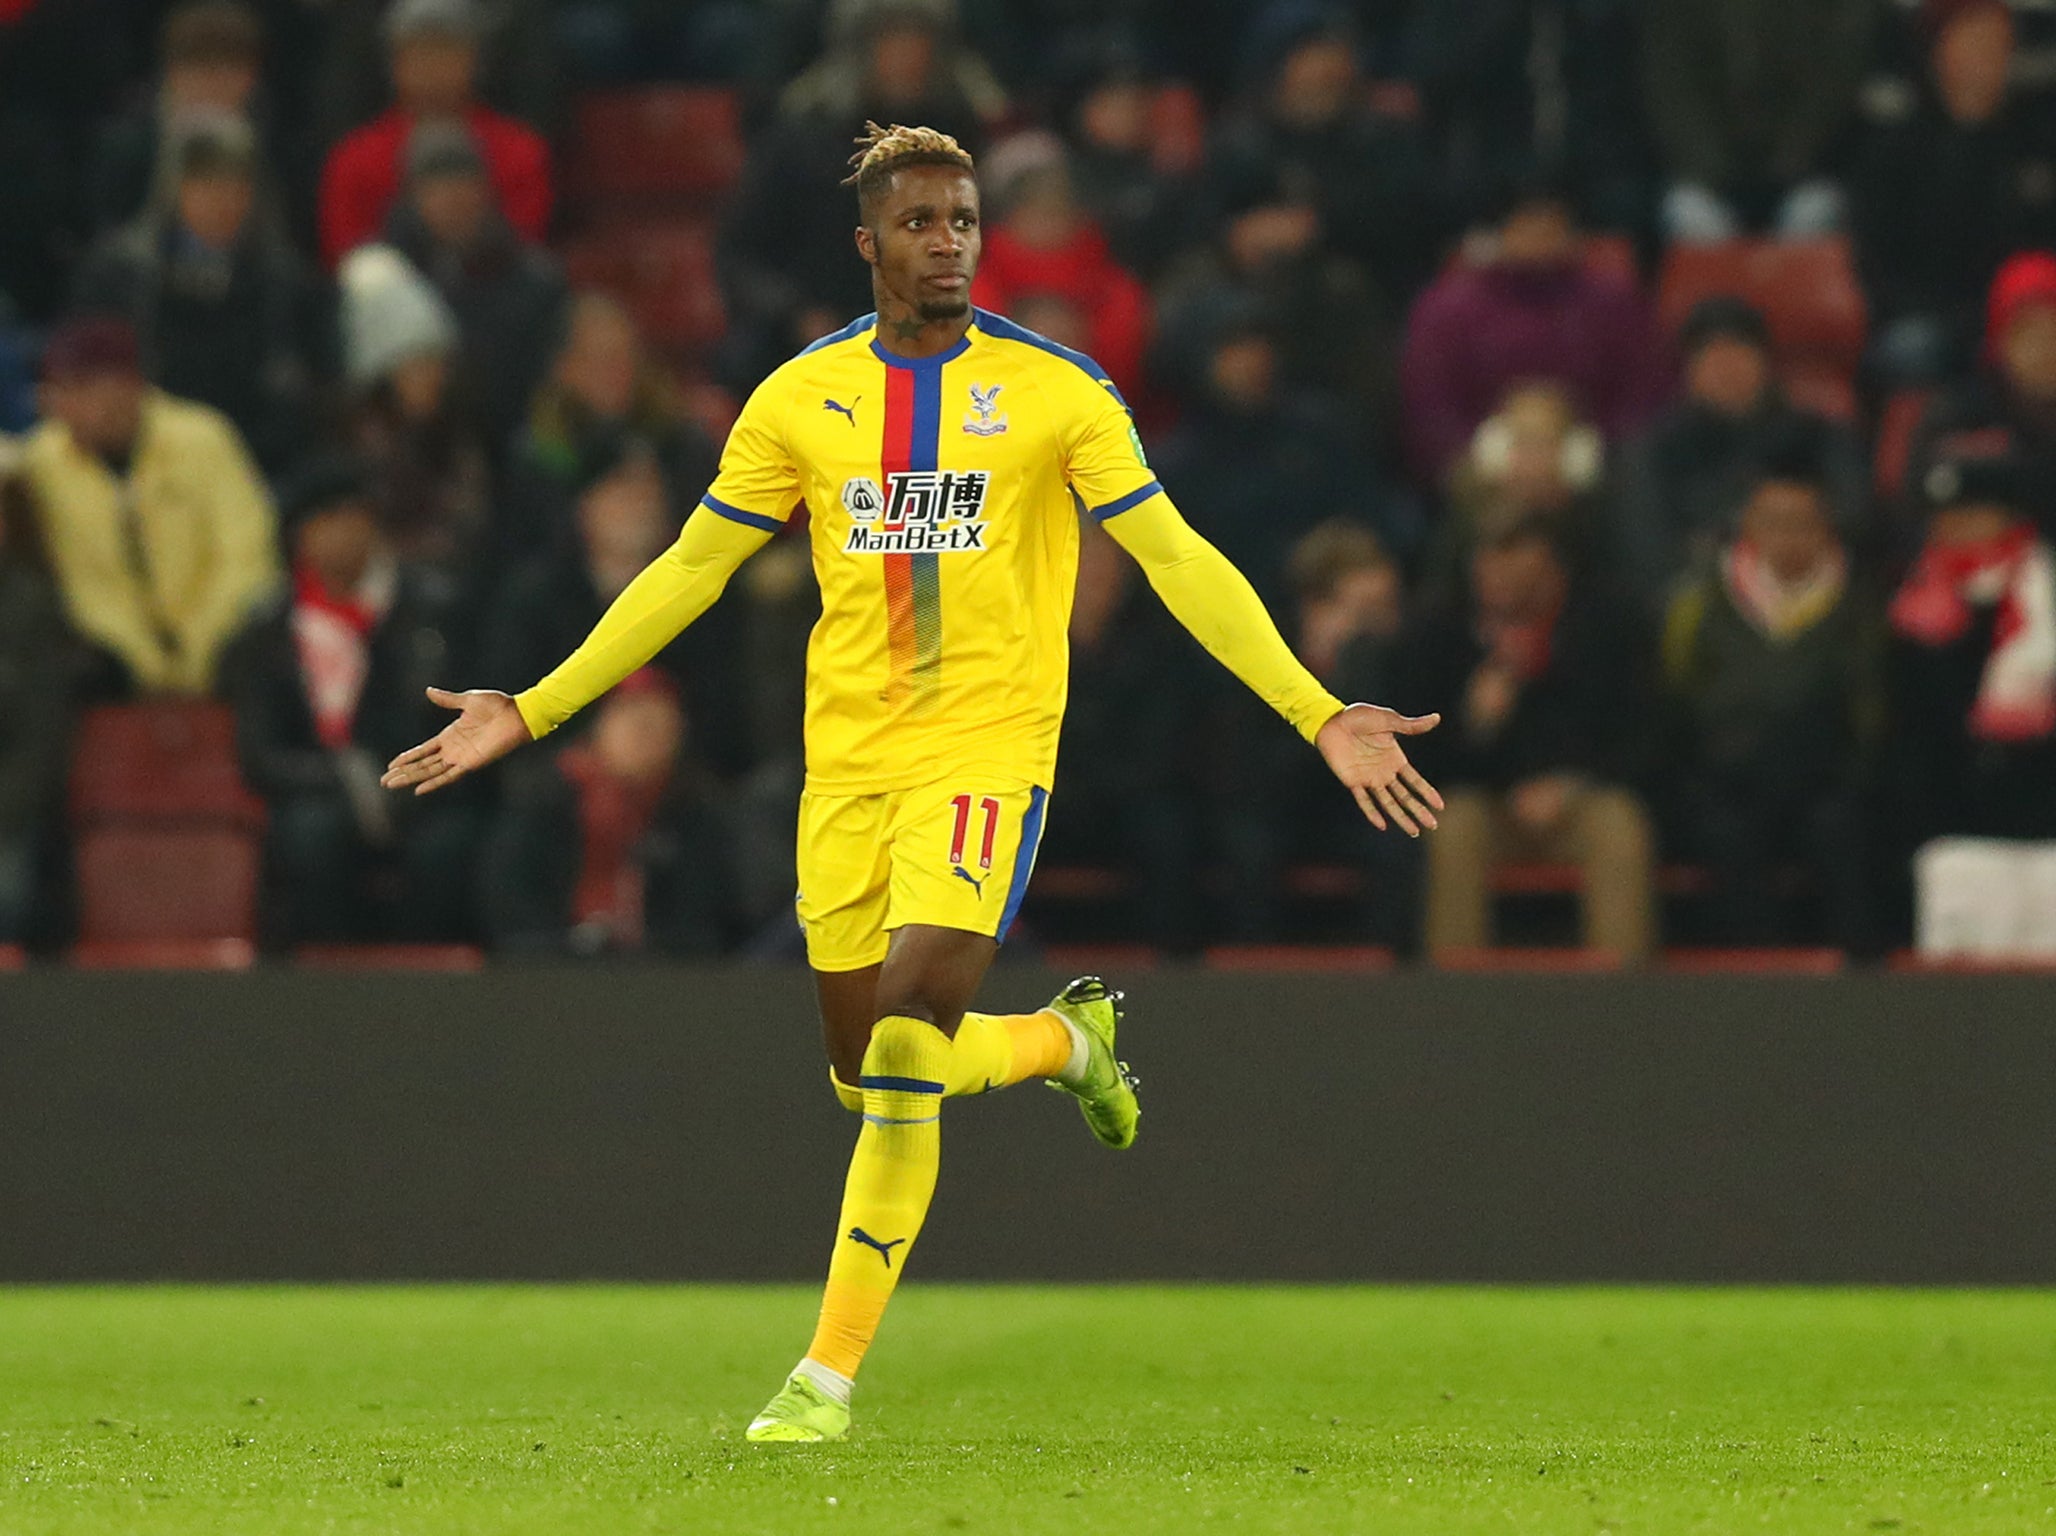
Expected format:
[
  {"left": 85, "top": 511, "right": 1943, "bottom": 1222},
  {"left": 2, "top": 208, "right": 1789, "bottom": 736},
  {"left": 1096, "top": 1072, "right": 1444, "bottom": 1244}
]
[{"left": 3, "top": 1286, "right": 2053, "bottom": 1534}]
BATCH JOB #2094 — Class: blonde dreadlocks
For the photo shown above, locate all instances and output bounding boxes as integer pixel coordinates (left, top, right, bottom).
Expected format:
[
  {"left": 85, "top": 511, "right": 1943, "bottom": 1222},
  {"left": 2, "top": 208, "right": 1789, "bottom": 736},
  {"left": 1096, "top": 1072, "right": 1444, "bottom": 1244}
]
[{"left": 844, "top": 121, "right": 976, "bottom": 218}]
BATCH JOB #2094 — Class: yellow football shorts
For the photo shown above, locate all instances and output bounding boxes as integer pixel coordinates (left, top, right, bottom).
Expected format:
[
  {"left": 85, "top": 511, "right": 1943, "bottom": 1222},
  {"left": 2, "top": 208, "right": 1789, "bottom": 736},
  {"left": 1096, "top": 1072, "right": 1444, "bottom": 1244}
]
[{"left": 796, "top": 776, "right": 1050, "bottom": 971}]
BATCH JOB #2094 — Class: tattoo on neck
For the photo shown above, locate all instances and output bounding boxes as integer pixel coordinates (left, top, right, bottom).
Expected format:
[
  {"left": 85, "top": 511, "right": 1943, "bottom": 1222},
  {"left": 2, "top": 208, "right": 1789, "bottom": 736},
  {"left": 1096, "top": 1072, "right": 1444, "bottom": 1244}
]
[{"left": 889, "top": 315, "right": 927, "bottom": 341}]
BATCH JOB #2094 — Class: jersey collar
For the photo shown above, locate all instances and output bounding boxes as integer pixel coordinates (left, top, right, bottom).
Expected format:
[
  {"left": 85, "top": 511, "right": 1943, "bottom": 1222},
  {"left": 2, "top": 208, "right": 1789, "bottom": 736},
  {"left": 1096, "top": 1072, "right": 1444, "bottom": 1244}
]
[{"left": 868, "top": 323, "right": 974, "bottom": 371}]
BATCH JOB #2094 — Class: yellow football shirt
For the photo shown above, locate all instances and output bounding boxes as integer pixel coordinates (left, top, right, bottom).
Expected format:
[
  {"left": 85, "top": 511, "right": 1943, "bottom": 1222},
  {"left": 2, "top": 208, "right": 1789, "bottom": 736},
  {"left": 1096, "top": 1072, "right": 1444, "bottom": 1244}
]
[{"left": 700, "top": 308, "right": 1166, "bottom": 795}]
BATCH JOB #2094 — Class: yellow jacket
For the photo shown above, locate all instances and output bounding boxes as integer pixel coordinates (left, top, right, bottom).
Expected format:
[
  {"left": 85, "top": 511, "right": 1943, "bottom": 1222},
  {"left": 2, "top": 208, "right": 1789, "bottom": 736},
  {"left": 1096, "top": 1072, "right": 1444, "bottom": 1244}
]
[{"left": 24, "top": 390, "right": 280, "bottom": 695}]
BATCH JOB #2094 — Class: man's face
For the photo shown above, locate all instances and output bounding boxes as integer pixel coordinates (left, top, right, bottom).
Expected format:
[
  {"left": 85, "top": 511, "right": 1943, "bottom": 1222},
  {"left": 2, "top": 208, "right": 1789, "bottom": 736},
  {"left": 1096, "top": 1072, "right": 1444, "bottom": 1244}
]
[
  {"left": 558, "top": 301, "right": 640, "bottom": 420},
  {"left": 1687, "top": 335, "right": 1772, "bottom": 416},
  {"left": 1936, "top": 6, "right": 2013, "bottom": 124},
  {"left": 41, "top": 372, "right": 145, "bottom": 456},
  {"left": 413, "top": 170, "right": 490, "bottom": 249},
  {"left": 858, "top": 165, "right": 980, "bottom": 323},
  {"left": 2001, "top": 302, "right": 2056, "bottom": 400},
  {"left": 1208, "top": 334, "right": 1278, "bottom": 412},
  {"left": 1078, "top": 81, "right": 1149, "bottom": 153},
  {"left": 578, "top": 459, "right": 670, "bottom": 569},
  {"left": 1472, "top": 534, "right": 1561, "bottom": 620},
  {"left": 1274, "top": 37, "right": 1356, "bottom": 128},
  {"left": 295, "top": 502, "right": 382, "bottom": 592},
  {"left": 165, "top": 59, "right": 257, "bottom": 114},
  {"left": 594, "top": 689, "right": 683, "bottom": 785},
  {"left": 867, "top": 23, "right": 937, "bottom": 107},
  {"left": 390, "top": 34, "right": 477, "bottom": 115},
  {"left": 1741, "top": 479, "right": 1836, "bottom": 583},
  {"left": 1498, "top": 201, "right": 1576, "bottom": 267},
  {"left": 176, "top": 171, "right": 253, "bottom": 249}
]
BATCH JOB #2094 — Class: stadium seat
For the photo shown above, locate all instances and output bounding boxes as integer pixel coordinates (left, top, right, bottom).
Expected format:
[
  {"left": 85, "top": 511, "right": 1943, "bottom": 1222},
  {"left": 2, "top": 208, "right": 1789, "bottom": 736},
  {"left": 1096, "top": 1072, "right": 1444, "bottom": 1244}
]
[
  {"left": 1657, "top": 237, "right": 1868, "bottom": 393},
  {"left": 0, "top": 943, "right": 24, "bottom": 970},
  {"left": 1204, "top": 945, "right": 1395, "bottom": 972},
  {"left": 1662, "top": 948, "right": 1847, "bottom": 974},
  {"left": 1874, "top": 387, "right": 1933, "bottom": 502},
  {"left": 571, "top": 86, "right": 745, "bottom": 211},
  {"left": 70, "top": 938, "right": 256, "bottom": 970},
  {"left": 294, "top": 944, "right": 486, "bottom": 971},
  {"left": 69, "top": 702, "right": 264, "bottom": 828},
  {"left": 74, "top": 825, "right": 260, "bottom": 946},
  {"left": 1431, "top": 947, "right": 1626, "bottom": 972},
  {"left": 1887, "top": 951, "right": 2056, "bottom": 974},
  {"left": 569, "top": 219, "right": 726, "bottom": 355}
]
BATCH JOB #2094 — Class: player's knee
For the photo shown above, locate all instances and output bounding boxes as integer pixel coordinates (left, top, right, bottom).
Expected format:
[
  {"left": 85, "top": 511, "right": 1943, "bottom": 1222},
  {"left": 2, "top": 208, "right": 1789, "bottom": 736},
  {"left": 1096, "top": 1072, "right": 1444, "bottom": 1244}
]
[{"left": 861, "top": 1013, "right": 946, "bottom": 1077}]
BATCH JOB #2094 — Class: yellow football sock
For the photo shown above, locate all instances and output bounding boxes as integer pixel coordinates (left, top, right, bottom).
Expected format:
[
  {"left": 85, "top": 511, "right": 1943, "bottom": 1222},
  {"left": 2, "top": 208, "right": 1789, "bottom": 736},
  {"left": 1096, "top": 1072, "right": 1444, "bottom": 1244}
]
[
  {"left": 829, "top": 1010, "right": 1075, "bottom": 1111},
  {"left": 805, "top": 1015, "right": 950, "bottom": 1380}
]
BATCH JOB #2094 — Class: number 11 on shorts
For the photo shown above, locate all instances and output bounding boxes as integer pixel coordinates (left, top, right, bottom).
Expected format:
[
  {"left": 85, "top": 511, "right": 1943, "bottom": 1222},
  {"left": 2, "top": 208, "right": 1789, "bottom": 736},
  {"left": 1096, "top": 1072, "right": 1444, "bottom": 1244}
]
[{"left": 949, "top": 793, "right": 1002, "bottom": 873}]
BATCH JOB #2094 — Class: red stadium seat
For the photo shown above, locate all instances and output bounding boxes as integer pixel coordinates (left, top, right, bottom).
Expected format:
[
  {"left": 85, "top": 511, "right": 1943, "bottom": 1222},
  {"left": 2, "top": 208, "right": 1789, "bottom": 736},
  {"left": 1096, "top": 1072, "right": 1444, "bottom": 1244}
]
[
  {"left": 294, "top": 944, "right": 485, "bottom": 971},
  {"left": 74, "top": 825, "right": 260, "bottom": 946},
  {"left": 572, "top": 86, "right": 745, "bottom": 210},
  {"left": 577, "top": 219, "right": 725, "bottom": 355},
  {"left": 70, "top": 702, "right": 263, "bottom": 827},
  {"left": 1204, "top": 945, "right": 1395, "bottom": 972},
  {"left": 1663, "top": 948, "right": 1847, "bottom": 975},
  {"left": 1657, "top": 237, "right": 1868, "bottom": 393},
  {"left": 70, "top": 938, "right": 256, "bottom": 971},
  {"left": 1432, "top": 947, "right": 1627, "bottom": 972},
  {"left": 0, "top": 943, "right": 24, "bottom": 971}
]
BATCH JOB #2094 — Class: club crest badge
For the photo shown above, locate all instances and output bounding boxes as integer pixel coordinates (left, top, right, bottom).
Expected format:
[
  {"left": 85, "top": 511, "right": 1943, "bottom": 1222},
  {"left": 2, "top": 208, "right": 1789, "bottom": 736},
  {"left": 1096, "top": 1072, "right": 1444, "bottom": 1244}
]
[{"left": 963, "top": 382, "right": 1008, "bottom": 436}]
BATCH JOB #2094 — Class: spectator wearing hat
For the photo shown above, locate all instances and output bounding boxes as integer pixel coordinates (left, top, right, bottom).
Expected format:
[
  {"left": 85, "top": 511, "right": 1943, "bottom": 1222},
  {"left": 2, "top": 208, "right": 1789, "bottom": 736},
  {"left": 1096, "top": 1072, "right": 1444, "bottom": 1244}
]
[
  {"left": 1641, "top": 0, "right": 1876, "bottom": 244},
  {"left": 1049, "top": 37, "right": 1189, "bottom": 282},
  {"left": 1908, "top": 252, "right": 2056, "bottom": 543},
  {"left": 503, "top": 291, "right": 717, "bottom": 568},
  {"left": 74, "top": 111, "right": 334, "bottom": 475},
  {"left": 969, "top": 132, "right": 1151, "bottom": 402},
  {"left": 20, "top": 316, "right": 278, "bottom": 697},
  {"left": 480, "top": 666, "right": 740, "bottom": 957},
  {"left": 383, "top": 118, "right": 566, "bottom": 446},
  {"left": 1400, "top": 177, "right": 1671, "bottom": 486},
  {"left": 1207, "top": 3, "right": 1443, "bottom": 308},
  {"left": 1154, "top": 312, "right": 1415, "bottom": 609},
  {"left": 1854, "top": 0, "right": 2056, "bottom": 385},
  {"left": 87, "top": 0, "right": 269, "bottom": 236},
  {"left": 1395, "top": 503, "right": 1658, "bottom": 962},
  {"left": 1613, "top": 296, "right": 1866, "bottom": 605},
  {"left": 482, "top": 439, "right": 749, "bottom": 775},
  {"left": 0, "top": 443, "right": 74, "bottom": 945},
  {"left": 1886, "top": 439, "right": 2056, "bottom": 854},
  {"left": 338, "top": 244, "right": 492, "bottom": 578},
  {"left": 224, "top": 452, "right": 483, "bottom": 946},
  {"left": 1662, "top": 438, "right": 1883, "bottom": 948},
  {"left": 317, "top": 0, "right": 552, "bottom": 270},
  {"left": 715, "top": 0, "right": 996, "bottom": 389}
]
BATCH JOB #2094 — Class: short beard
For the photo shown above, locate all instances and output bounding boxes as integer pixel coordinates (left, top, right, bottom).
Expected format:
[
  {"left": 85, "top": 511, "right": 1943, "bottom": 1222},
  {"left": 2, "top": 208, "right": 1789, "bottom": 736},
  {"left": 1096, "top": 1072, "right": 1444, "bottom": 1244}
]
[{"left": 916, "top": 293, "right": 970, "bottom": 322}]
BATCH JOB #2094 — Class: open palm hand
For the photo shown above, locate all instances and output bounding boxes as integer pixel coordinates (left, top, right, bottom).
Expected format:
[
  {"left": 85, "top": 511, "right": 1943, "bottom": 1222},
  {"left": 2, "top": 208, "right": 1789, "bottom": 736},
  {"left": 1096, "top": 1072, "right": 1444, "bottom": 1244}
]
[
  {"left": 1314, "top": 703, "right": 1444, "bottom": 836},
  {"left": 380, "top": 689, "right": 532, "bottom": 797}
]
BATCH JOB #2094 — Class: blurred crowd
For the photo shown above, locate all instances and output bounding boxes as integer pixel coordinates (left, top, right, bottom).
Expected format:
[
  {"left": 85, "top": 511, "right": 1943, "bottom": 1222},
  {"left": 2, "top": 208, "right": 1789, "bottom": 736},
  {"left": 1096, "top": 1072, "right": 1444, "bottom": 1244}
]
[{"left": 3, "top": 0, "right": 2056, "bottom": 962}]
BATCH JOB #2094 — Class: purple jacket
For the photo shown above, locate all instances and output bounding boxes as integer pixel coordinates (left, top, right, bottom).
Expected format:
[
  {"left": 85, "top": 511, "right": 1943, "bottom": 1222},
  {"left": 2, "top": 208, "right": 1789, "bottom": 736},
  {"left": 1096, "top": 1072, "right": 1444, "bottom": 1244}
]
[{"left": 1401, "top": 260, "right": 1674, "bottom": 484}]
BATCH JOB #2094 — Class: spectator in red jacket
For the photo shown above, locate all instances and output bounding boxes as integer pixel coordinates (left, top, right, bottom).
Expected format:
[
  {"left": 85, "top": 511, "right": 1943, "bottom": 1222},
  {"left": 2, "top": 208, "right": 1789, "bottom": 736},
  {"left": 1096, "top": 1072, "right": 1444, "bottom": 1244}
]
[
  {"left": 316, "top": 0, "right": 550, "bottom": 269},
  {"left": 970, "top": 132, "right": 1151, "bottom": 401}
]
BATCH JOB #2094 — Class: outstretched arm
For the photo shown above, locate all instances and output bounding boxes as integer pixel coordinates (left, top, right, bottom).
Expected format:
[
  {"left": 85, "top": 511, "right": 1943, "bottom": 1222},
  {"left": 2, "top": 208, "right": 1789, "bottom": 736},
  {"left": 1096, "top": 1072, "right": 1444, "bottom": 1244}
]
[
  {"left": 381, "top": 508, "right": 771, "bottom": 795},
  {"left": 1102, "top": 495, "right": 1443, "bottom": 835}
]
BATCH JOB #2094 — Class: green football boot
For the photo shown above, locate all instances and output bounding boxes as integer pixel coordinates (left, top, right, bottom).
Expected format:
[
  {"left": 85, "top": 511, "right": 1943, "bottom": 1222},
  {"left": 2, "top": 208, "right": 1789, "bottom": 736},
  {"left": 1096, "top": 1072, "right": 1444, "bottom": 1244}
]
[
  {"left": 1045, "top": 975, "right": 1141, "bottom": 1149},
  {"left": 745, "top": 1373, "right": 850, "bottom": 1444}
]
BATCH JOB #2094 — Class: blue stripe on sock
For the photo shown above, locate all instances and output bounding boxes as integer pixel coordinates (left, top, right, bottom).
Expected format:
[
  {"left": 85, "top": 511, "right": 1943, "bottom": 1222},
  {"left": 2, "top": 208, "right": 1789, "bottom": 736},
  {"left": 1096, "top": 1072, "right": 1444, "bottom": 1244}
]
[
  {"left": 858, "top": 1075, "right": 945, "bottom": 1094},
  {"left": 863, "top": 1112, "right": 941, "bottom": 1126},
  {"left": 997, "top": 785, "right": 1050, "bottom": 940}
]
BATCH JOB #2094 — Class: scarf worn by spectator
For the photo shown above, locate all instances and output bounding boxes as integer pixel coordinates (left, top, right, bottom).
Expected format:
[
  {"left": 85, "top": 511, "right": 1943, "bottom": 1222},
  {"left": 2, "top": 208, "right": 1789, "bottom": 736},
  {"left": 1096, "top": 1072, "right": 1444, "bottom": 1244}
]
[
  {"left": 557, "top": 748, "right": 669, "bottom": 948},
  {"left": 1721, "top": 538, "right": 1848, "bottom": 642},
  {"left": 1890, "top": 524, "right": 2056, "bottom": 740},
  {"left": 291, "top": 559, "right": 397, "bottom": 749}
]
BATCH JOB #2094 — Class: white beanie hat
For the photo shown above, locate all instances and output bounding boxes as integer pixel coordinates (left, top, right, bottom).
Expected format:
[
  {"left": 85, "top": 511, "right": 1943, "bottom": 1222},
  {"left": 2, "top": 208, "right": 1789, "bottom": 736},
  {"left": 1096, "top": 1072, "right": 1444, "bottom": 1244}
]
[{"left": 339, "top": 244, "right": 458, "bottom": 389}]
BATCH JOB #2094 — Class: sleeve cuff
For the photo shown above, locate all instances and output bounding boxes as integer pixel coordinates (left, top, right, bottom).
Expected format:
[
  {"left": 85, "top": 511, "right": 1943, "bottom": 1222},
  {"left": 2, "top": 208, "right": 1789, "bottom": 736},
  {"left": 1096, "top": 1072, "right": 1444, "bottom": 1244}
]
[
  {"left": 1089, "top": 480, "right": 1165, "bottom": 521},
  {"left": 1293, "top": 691, "right": 1348, "bottom": 744},
  {"left": 513, "top": 689, "right": 558, "bottom": 740},
  {"left": 700, "top": 493, "right": 786, "bottom": 533}
]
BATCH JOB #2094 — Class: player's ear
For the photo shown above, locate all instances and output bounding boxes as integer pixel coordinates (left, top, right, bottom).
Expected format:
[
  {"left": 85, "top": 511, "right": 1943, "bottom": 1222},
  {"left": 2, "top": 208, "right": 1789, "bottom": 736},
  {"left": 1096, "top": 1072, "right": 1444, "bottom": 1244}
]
[{"left": 854, "top": 223, "right": 877, "bottom": 266}]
